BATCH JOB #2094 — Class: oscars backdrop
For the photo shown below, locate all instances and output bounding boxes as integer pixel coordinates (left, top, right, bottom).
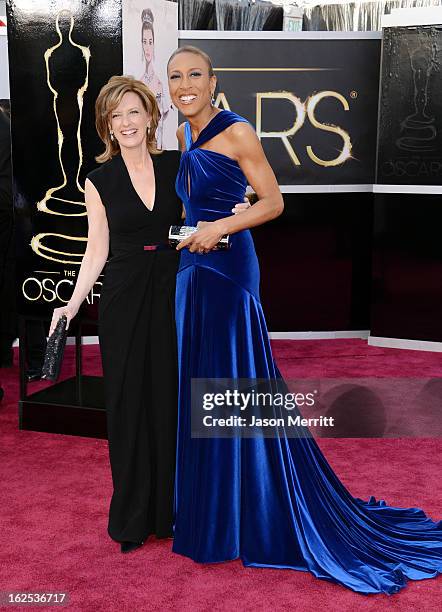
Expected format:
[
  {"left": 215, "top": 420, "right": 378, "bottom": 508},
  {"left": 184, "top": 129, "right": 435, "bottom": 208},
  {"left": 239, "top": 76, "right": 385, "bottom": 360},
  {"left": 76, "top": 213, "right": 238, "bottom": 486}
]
[
  {"left": 123, "top": 0, "right": 178, "bottom": 150},
  {"left": 7, "top": 0, "right": 122, "bottom": 316},
  {"left": 181, "top": 33, "right": 381, "bottom": 189},
  {"left": 376, "top": 25, "right": 442, "bottom": 191},
  {"left": 8, "top": 20, "right": 382, "bottom": 331}
]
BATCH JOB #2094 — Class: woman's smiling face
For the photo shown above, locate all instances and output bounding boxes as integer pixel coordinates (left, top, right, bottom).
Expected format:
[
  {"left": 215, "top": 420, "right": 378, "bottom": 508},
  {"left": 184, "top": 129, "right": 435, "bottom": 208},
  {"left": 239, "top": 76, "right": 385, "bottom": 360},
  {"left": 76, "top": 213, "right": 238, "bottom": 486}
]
[
  {"left": 167, "top": 52, "right": 216, "bottom": 118},
  {"left": 109, "top": 91, "right": 150, "bottom": 151}
]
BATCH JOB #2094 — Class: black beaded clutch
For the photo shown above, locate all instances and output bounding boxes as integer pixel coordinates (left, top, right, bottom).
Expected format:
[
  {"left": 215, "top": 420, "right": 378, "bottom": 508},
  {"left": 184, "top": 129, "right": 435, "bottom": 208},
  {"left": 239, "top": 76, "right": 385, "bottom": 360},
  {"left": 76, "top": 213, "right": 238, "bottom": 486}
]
[{"left": 41, "top": 315, "right": 68, "bottom": 382}]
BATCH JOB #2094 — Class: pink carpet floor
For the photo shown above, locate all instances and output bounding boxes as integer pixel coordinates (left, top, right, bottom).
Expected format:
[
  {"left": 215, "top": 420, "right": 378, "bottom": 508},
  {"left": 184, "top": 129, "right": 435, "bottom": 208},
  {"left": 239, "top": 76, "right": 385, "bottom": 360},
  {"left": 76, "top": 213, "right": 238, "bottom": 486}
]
[{"left": 0, "top": 339, "right": 441, "bottom": 611}]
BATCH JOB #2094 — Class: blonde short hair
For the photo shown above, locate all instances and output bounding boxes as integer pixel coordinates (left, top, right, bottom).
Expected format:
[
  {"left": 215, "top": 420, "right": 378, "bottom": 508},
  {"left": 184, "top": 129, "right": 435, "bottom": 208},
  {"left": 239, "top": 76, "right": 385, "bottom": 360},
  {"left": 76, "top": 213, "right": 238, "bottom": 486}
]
[{"left": 94, "top": 75, "right": 161, "bottom": 163}]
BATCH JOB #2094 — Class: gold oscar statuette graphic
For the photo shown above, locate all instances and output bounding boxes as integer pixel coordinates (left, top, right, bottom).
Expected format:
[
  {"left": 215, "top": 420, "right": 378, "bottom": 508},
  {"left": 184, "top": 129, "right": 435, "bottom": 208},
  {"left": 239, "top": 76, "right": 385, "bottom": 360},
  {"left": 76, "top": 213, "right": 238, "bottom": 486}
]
[
  {"left": 30, "top": 232, "right": 87, "bottom": 266},
  {"left": 32, "top": 9, "right": 90, "bottom": 265}
]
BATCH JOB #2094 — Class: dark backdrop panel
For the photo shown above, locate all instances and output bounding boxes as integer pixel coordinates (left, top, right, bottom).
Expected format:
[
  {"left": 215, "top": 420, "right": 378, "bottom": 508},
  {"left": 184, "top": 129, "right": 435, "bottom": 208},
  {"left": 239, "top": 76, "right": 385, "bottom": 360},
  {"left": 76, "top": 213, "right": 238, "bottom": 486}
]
[
  {"left": 377, "top": 26, "right": 442, "bottom": 186},
  {"left": 181, "top": 36, "right": 380, "bottom": 186},
  {"left": 253, "top": 193, "right": 373, "bottom": 331},
  {"left": 7, "top": 0, "right": 122, "bottom": 317},
  {"left": 371, "top": 193, "right": 442, "bottom": 341}
]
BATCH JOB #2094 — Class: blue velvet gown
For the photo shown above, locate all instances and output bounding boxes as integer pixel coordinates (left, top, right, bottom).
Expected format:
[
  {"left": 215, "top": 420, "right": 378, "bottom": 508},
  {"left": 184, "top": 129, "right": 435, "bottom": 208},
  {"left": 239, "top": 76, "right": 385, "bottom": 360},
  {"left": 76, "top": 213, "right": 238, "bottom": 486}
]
[{"left": 173, "top": 110, "right": 442, "bottom": 594}]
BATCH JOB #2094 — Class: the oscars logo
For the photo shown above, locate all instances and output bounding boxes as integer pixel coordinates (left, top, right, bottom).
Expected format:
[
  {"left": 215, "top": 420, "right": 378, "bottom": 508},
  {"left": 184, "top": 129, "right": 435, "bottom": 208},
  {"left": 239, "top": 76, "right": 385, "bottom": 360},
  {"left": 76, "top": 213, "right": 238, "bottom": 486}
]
[
  {"left": 215, "top": 90, "right": 353, "bottom": 167},
  {"left": 31, "top": 9, "right": 90, "bottom": 265},
  {"left": 22, "top": 271, "right": 102, "bottom": 304}
]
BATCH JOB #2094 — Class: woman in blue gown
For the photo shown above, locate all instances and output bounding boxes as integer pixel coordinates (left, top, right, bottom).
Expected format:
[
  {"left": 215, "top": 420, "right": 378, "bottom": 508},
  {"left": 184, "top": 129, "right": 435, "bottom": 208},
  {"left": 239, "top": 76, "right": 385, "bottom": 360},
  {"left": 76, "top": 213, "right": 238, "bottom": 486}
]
[{"left": 167, "top": 46, "right": 442, "bottom": 595}]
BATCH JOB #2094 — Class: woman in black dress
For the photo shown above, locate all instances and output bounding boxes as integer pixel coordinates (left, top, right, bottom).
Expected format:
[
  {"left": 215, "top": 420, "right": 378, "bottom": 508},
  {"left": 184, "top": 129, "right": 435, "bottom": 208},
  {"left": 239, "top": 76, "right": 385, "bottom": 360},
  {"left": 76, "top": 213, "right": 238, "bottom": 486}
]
[{"left": 50, "top": 76, "right": 182, "bottom": 553}]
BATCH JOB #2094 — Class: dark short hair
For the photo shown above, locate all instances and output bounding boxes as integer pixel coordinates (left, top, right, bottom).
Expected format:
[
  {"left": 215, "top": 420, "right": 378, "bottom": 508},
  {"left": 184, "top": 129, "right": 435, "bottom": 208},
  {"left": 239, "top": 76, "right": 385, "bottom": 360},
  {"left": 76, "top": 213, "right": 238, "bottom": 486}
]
[{"left": 167, "top": 45, "right": 215, "bottom": 77}]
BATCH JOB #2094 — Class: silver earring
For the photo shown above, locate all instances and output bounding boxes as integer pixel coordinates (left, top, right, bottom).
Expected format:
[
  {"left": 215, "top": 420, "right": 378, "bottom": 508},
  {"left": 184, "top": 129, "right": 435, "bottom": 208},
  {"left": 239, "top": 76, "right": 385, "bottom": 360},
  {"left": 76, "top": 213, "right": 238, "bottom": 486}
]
[
  {"left": 110, "top": 130, "right": 114, "bottom": 142},
  {"left": 211, "top": 93, "right": 215, "bottom": 106}
]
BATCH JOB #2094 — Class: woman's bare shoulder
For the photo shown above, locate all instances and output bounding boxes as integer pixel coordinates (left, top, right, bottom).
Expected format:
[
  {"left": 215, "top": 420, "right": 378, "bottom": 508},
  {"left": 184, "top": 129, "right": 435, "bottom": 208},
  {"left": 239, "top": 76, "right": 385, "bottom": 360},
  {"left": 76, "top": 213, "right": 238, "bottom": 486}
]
[
  {"left": 226, "top": 120, "right": 256, "bottom": 141},
  {"left": 224, "top": 121, "right": 259, "bottom": 158}
]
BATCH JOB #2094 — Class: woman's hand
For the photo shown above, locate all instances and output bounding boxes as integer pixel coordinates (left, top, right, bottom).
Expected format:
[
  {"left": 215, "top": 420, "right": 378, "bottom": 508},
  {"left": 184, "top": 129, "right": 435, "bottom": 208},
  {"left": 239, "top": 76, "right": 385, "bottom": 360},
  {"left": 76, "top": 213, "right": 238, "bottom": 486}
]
[
  {"left": 176, "top": 197, "right": 250, "bottom": 253},
  {"left": 232, "top": 197, "right": 251, "bottom": 214},
  {"left": 49, "top": 304, "right": 78, "bottom": 336},
  {"left": 176, "top": 221, "right": 226, "bottom": 254}
]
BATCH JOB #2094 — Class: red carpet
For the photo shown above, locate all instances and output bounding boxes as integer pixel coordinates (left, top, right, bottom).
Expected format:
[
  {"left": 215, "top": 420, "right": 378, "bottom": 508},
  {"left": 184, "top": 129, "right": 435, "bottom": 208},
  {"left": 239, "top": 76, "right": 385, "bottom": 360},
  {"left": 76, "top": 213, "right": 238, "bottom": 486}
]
[{"left": 0, "top": 340, "right": 441, "bottom": 611}]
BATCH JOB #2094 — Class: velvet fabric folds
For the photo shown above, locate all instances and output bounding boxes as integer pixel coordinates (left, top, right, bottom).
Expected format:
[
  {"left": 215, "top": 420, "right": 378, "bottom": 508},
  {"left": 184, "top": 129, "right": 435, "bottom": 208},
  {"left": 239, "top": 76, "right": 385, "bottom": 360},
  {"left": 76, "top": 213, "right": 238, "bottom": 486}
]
[{"left": 173, "top": 110, "right": 442, "bottom": 594}]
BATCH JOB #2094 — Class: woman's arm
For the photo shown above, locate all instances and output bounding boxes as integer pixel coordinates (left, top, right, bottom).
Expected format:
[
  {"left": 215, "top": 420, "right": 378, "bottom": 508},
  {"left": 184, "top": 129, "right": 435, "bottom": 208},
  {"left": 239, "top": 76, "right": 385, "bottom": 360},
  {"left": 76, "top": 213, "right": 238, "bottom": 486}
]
[
  {"left": 176, "top": 122, "right": 283, "bottom": 253},
  {"left": 49, "top": 178, "right": 109, "bottom": 334},
  {"left": 224, "top": 122, "right": 284, "bottom": 230}
]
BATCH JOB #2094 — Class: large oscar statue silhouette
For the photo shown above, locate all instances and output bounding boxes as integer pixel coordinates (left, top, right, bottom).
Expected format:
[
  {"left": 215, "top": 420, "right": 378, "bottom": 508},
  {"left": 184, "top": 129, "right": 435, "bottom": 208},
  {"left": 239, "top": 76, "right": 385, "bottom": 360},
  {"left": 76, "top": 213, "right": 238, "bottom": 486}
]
[
  {"left": 397, "top": 31, "right": 437, "bottom": 153},
  {"left": 31, "top": 10, "right": 90, "bottom": 264}
]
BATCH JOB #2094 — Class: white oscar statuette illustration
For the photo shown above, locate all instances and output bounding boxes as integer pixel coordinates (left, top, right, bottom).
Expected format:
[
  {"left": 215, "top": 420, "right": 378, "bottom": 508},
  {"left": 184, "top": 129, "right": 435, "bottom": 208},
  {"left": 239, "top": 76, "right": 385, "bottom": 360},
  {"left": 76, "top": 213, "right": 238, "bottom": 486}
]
[{"left": 397, "top": 29, "right": 437, "bottom": 153}]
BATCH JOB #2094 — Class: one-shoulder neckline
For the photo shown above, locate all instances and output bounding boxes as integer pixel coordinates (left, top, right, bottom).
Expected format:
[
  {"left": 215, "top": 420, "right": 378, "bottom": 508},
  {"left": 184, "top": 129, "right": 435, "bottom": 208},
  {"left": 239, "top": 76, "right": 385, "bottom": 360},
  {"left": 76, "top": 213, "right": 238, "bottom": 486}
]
[
  {"left": 184, "top": 110, "right": 249, "bottom": 167},
  {"left": 187, "top": 110, "right": 226, "bottom": 147}
]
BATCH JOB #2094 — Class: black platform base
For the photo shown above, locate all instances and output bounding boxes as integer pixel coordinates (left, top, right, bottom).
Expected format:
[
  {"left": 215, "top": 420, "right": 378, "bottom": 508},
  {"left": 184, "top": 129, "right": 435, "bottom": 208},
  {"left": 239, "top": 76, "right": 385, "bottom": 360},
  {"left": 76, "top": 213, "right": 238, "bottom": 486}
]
[{"left": 19, "top": 376, "right": 107, "bottom": 439}]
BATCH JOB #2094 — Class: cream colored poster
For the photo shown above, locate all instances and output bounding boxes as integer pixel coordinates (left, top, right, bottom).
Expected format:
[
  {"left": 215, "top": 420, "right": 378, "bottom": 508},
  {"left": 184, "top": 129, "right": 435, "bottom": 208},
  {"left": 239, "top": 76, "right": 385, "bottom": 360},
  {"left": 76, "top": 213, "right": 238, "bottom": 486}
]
[{"left": 123, "top": 0, "right": 178, "bottom": 150}]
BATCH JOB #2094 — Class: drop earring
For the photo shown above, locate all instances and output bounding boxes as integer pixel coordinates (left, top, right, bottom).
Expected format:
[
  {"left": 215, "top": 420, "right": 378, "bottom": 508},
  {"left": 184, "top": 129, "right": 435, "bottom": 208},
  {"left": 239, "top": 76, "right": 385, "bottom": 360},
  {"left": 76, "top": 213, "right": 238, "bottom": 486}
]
[
  {"left": 211, "top": 92, "right": 215, "bottom": 106},
  {"left": 110, "top": 130, "right": 114, "bottom": 142}
]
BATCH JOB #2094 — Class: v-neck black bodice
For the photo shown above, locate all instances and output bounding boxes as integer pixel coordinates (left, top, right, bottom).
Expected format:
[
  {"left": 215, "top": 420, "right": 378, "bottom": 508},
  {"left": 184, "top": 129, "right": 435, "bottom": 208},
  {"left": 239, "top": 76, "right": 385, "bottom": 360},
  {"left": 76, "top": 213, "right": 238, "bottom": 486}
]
[{"left": 87, "top": 151, "right": 182, "bottom": 255}]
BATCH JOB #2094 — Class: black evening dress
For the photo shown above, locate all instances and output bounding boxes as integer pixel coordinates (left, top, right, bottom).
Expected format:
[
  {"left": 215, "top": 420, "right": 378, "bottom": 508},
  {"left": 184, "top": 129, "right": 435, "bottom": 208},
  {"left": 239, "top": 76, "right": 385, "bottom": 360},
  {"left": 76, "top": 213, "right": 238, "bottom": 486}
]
[{"left": 87, "top": 150, "right": 182, "bottom": 543}]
